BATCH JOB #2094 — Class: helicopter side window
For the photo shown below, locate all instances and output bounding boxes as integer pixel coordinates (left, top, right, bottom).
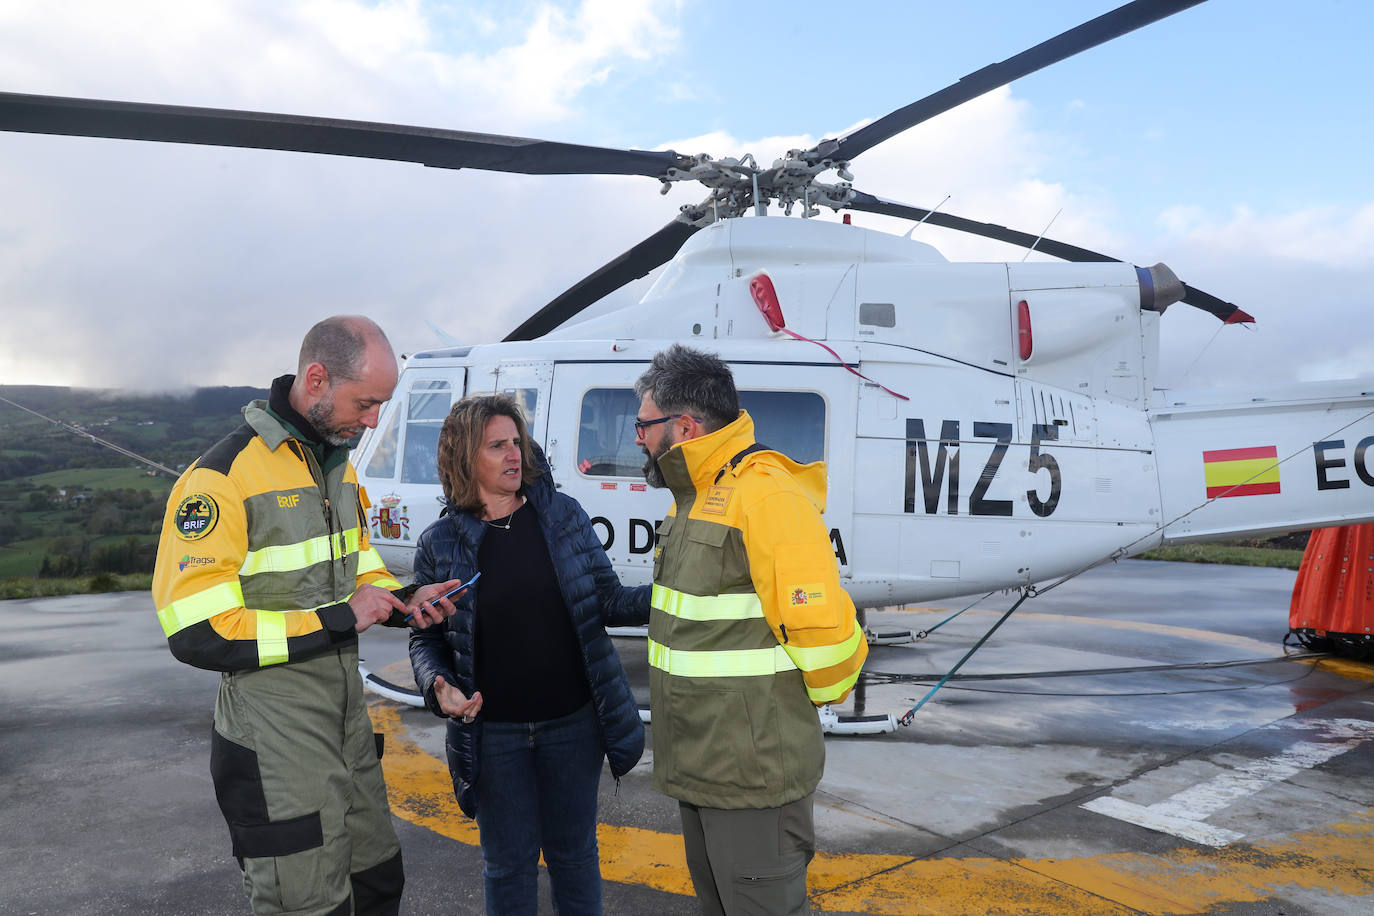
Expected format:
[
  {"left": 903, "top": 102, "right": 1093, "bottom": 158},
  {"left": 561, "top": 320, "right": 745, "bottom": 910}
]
[
  {"left": 363, "top": 403, "right": 401, "bottom": 480},
  {"left": 739, "top": 391, "right": 826, "bottom": 464},
  {"left": 503, "top": 387, "right": 538, "bottom": 424},
  {"left": 576, "top": 389, "right": 641, "bottom": 476},
  {"left": 401, "top": 379, "right": 453, "bottom": 484},
  {"left": 574, "top": 388, "right": 826, "bottom": 477}
]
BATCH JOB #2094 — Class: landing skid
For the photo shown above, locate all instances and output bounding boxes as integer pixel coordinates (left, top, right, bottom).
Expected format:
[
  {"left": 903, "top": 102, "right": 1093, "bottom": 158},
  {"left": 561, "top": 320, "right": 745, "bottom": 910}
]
[
  {"left": 359, "top": 661, "right": 425, "bottom": 708},
  {"left": 864, "top": 624, "right": 915, "bottom": 646}
]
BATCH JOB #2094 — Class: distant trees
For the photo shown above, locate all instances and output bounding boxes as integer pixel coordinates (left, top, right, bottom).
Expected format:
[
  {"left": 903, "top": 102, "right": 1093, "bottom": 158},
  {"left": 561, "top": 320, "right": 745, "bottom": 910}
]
[
  {"left": 0, "top": 384, "right": 266, "bottom": 482},
  {"left": 3, "top": 385, "right": 263, "bottom": 580},
  {"left": 38, "top": 534, "right": 155, "bottom": 577},
  {"left": 34, "top": 489, "right": 169, "bottom": 577}
]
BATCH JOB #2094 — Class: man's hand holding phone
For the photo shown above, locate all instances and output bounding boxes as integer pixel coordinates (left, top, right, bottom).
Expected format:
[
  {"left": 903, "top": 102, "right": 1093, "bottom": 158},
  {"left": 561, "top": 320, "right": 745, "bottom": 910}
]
[{"left": 403, "top": 574, "right": 480, "bottom": 628}]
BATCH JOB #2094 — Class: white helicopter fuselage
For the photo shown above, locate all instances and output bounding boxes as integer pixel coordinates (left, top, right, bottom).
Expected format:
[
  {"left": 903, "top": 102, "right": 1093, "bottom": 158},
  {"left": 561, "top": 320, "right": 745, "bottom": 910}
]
[{"left": 355, "top": 216, "right": 1374, "bottom": 605}]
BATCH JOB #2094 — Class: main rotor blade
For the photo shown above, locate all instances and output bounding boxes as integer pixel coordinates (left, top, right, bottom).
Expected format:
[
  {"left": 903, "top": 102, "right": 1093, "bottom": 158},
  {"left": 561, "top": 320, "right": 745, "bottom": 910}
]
[
  {"left": 503, "top": 219, "right": 701, "bottom": 341},
  {"left": 846, "top": 189, "right": 1252, "bottom": 324},
  {"left": 0, "top": 91, "right": 683, "bottom": 177},
  {"left": 833, "top": 0, "right": 1206, "bottom": 163}
]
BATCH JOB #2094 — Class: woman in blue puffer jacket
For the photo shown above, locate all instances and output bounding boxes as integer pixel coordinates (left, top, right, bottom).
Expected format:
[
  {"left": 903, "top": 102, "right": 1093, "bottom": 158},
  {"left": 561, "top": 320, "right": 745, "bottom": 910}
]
[{"left": 409, "top": 393, "right": 648, "bottom": 916}]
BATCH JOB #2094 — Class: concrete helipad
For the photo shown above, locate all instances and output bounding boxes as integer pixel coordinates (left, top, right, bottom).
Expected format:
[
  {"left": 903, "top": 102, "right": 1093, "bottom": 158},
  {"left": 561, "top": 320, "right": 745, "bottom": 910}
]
[{"left": 2, "top": 559, "right": 1372, "bottom": 914}]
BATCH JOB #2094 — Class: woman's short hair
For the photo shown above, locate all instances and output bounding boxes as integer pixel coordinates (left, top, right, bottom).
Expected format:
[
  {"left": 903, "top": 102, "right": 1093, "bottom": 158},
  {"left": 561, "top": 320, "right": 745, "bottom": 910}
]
[{"left": 436, "top": 394, "right": 542, "bottom": 515}]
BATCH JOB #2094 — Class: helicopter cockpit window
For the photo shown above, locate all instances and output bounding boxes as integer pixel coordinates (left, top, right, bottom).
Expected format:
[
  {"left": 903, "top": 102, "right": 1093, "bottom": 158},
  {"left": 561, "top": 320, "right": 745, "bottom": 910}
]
[
  {"left": 363, "top": 403, "right": 400, "bottom": 480},
  {"left": 401, "top": 379, "right": 452, "bottom": 484},
  {"left": 574, "top": 388, "right": 826, "bottom": 477}
]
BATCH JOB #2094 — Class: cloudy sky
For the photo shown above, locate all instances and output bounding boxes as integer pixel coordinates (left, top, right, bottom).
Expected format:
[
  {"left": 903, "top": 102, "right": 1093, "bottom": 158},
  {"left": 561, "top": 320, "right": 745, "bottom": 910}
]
[{"left": 0, "top": 0, "right": 1370, "bottom": 391}]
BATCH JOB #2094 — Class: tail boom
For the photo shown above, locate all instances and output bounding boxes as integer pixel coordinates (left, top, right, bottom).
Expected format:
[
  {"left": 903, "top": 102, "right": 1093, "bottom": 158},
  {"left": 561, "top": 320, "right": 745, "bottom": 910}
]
[{"left": 1151, "top": 380, "right": 1374, "bottom": 544}]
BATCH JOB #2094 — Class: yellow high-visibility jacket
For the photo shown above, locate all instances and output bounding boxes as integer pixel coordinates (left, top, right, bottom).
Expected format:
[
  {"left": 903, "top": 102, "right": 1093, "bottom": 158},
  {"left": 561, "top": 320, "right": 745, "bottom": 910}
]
[
  {"left": 649, "top": 411, "right": 867, "bottom": 808},
  {"left": 152, "top": 400, "right": 400, "bottom": 672}
]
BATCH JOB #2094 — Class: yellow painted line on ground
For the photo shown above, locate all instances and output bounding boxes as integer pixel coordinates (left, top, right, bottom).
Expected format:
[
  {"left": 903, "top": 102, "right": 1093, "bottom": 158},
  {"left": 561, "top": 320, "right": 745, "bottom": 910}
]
[
  {"left": 370, "top": 700, "right": 696, "bottom": 896},
  {"left": 1298, "top": 657, "right": 1374, "bottom": 681},
  {"left": 811, "top": 810, "right": 1374, "bottom": 914},
  {"left": 372, "top": 698, "right": 1374, "bottom": 915}
]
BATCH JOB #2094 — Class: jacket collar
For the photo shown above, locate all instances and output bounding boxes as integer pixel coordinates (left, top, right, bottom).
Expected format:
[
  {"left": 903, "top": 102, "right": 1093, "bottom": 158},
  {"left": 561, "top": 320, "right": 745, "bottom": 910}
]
[
  {"left": 657, "top": 410, "right": 829, "bottom": 512},
  {"left": 244, "top": 374, "right": 347, "bottom": 474},
  {"left": 657, "top": 411, "right": 756, "bottom": 502}
]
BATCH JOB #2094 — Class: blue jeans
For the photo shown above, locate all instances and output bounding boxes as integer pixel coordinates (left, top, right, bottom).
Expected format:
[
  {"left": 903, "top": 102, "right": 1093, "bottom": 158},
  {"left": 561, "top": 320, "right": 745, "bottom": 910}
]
[{"left": 474, "top": 701, "right": 605, "bottom": 915}]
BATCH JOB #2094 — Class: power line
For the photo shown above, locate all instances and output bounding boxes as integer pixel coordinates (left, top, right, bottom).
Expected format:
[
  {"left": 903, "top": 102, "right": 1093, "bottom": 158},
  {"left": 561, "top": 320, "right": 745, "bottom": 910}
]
[{"left": 0, "top": 395, "right": 179, "bottom": 477}]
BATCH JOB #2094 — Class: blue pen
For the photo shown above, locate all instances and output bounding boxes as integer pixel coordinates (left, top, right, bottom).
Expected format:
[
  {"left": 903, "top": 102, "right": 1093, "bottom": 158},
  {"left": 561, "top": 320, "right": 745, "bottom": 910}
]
[{"left": 404, "top": 572, "right": 480, "bottom": 624}]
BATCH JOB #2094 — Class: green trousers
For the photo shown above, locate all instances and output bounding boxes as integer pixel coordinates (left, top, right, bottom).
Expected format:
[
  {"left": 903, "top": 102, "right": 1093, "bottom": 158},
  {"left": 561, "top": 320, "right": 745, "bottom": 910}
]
[
  {"left": 679, "top": 793, "right": 815, "bottom": 916},
  {"left": 211, "top": 645, "right": 403, "bottom": 916}
]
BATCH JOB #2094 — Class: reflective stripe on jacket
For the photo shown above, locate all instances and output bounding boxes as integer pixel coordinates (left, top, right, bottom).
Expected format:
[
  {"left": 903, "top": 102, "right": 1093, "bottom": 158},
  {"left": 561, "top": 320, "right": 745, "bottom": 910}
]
[
  {"left": 152, "top": 401, "right": 401, "bottom": 672},
  {"left": 649, "top": 411, "right": 867, "bottom": 809}
]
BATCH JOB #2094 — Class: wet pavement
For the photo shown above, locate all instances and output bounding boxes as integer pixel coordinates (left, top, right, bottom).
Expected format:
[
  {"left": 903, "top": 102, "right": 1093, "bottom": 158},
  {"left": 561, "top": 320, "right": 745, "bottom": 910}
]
[{"left": 2, "top": 559, "right": 1372, "bottom": 914}]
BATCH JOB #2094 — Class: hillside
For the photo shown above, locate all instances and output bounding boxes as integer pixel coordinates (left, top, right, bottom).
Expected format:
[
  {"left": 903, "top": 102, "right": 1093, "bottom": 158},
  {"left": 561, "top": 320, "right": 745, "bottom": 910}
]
[{"left": 0, "top": 385, "right": 267, "bottom": 580}]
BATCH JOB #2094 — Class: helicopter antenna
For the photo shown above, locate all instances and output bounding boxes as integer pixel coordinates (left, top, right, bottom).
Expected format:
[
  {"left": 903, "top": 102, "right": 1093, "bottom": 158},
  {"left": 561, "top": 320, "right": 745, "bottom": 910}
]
[
  {"left": 1022, "top": 208, "right": 1063, "bottom": 261},
  {"left": 905, "top": 195, "right": 951, "bottom": 238},
  {"left": 1177, "top": 322, "right": 1227, "bottom": 382}
]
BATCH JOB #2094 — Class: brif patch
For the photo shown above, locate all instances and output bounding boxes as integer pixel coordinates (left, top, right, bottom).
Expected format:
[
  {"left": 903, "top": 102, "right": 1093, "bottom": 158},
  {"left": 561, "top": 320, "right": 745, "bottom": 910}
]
[
  {"left": 174, "top": 493, "right": 219, "bottom": 541},
  {"left": 789, "top": 583, "right": 827, "bottom": 606},
  {"left": 702, "top": 486, "right": 733, "bottom": 515}
]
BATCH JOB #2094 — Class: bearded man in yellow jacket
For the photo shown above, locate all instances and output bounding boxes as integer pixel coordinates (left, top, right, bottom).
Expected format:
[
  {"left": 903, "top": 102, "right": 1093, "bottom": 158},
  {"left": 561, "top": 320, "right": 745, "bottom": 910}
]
[
  {"left": 635, "top": 344, "right": 868, "bottom": 916},
  {"left": 153, "top": 315, "right": 460, "bottom": 916}
]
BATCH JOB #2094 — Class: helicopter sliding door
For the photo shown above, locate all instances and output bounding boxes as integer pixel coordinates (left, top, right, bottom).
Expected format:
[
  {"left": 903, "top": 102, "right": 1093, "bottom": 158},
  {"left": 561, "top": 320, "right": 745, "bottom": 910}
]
[{"left": 545, "top": 357, "right": 854, "bottom": 588}]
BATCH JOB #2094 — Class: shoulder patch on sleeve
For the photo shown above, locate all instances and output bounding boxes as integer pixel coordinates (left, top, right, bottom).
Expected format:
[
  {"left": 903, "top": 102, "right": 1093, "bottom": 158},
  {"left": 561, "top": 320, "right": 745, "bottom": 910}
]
[{"left": 173, "top": 493, "right": 219, "bottom": 541}]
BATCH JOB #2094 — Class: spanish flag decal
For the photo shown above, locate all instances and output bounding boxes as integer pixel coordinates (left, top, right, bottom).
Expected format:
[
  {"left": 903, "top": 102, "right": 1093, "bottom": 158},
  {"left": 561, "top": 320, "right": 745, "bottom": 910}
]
[{"left": 1203, "top": 446, "right": 1280, "bottom": 498}]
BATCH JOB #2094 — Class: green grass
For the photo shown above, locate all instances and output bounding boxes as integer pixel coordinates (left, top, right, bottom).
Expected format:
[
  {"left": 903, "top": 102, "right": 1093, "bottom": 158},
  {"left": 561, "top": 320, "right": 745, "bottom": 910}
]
[
  {"left": 0, "top": 572, "right": 152, "bottom": 600},
  {"left": 1137, "top": 544, "right": 1305, "bottom": 569},
  {"left": 24, "top": 466, "right": 174, "bottom": 491},
  {"left": 0, "top": 539, "right": 51, "bottom": 578},
  {"left": 0, "top": 532, "right": 161, "bottom": 578}
]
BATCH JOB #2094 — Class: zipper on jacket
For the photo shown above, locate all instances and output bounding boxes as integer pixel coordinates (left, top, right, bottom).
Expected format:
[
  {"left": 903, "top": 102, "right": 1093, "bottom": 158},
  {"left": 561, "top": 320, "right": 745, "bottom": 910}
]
[
  {"left": 323, "top": 494, "right": 340, "bottom": 566},
  {"left": 292, "top": 439, "right": 343, "bottom": 589}
]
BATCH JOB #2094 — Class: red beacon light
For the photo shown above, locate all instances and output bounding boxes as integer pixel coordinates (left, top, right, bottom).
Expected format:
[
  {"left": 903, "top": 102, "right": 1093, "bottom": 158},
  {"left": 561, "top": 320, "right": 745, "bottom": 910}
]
[
  {"left": 748, "top": 270, "right": 908, "bottom": 401},
  {"left": 1017, "top": 299, "right": 1033, "bottom": 360},
  {"left": 749, "top": 272, "right": 786, "bottom": 332}
]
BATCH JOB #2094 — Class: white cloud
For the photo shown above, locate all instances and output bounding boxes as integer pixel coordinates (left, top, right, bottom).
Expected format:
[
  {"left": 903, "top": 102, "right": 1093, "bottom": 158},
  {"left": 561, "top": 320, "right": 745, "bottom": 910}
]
[
  {"left": 0, "top": 0, "right": 685, "bottom": 388},
  {"left": 1146, "top": 202, "right": 1374, "bottom": 387},
  {"left": 0, "top": 0, "right": 1369, "bottom": 397}
]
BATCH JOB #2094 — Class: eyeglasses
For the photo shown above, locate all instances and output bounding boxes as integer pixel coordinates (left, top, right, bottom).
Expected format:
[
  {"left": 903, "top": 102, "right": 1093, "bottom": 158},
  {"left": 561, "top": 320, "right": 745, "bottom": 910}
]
[{"left": 633, "top": 414, "right": 702, "bottom": 435}]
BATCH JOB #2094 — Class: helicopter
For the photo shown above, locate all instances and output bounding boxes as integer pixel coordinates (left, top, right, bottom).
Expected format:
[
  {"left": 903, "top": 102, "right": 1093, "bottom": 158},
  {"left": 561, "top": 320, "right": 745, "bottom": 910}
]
[{"left": 2, "top": 0, "right": 1372, "bottom": 616}]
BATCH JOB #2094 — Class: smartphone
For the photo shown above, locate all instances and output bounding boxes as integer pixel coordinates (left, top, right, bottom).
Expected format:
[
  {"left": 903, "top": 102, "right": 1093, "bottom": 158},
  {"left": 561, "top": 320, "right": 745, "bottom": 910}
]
[
  {"left": 404, "top": 573, "right": 480, "bottom": 624},
  {"left": 439, "top": 572, "right": 480, "bottom": 602}
]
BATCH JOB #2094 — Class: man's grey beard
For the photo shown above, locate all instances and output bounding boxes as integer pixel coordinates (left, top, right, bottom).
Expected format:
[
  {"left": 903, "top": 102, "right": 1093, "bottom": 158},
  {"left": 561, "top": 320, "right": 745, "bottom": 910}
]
[
  {"left": 642, "top": 449, "right": 667, "bottom": 488},
  {"left": 306, "top": 398, "right": 363, "bottom": 448},
  {"left": 641, "top": 427, "right": 675, "bottom": 489}
]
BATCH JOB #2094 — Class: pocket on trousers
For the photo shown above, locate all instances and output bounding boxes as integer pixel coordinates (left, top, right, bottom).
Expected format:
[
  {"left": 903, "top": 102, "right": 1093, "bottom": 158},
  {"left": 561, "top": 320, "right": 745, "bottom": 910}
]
[
  {"left": 268, "top": 843, "right": 334, "bottom": 914},
  {"left": 733, "top": 857, "right": 810, "bottom": 916}
]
